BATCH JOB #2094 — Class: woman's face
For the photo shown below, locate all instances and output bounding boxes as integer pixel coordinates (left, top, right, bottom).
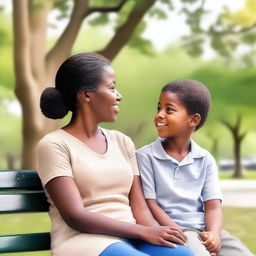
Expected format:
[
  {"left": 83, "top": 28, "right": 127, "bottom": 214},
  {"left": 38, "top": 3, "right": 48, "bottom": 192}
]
[{"left": 89, "top": 65, "right": 122, "bottom": 122}]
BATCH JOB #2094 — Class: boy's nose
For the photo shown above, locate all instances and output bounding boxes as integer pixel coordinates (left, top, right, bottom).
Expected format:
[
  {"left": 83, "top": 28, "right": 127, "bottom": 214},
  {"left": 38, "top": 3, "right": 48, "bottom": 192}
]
[
  {"left": 156, "top": 110, "right": 165, "bottom": 119},
  {"left": 116, "top": 90, "right": 122, "bottom": 101}
]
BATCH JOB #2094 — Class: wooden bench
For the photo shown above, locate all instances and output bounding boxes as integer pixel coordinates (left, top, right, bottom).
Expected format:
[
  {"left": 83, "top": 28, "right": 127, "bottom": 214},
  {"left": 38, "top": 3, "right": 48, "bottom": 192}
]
[{"left": 0, "top": 169, "right": 50, "bottom": 253}]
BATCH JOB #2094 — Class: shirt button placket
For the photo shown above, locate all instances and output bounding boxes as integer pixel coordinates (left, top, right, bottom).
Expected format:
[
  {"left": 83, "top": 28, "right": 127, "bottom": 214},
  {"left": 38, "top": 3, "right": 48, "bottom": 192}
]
[{"left": 174, "top": 165, "right": 180, "bottom": 180}]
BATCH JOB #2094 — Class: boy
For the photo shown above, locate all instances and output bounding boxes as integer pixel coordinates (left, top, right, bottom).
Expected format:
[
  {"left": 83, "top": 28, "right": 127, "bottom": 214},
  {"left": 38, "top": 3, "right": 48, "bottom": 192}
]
[{"left": 136, "top": 79, "right": 255, "bottom": 256}]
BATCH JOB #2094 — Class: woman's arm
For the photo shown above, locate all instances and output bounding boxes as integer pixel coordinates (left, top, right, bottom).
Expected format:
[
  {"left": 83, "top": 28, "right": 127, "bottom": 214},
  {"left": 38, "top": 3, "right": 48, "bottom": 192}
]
[
  {"left": 129, "top": 175, "right": 158, "bottom": 226},
  {"left": 146, "top": 199, "right": 184, "bottom": 230},
  {"left": 45, "top": 176, "right": 186, "bottom": 247},
  {"left": 128, "top": 176, "right": 186, "bottom": 245}
]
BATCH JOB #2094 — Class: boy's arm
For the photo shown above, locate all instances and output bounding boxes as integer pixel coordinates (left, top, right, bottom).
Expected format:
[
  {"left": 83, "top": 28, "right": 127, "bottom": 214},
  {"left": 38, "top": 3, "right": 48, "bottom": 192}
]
[
  {"left": 204, "top": 199, "right": 223, "bottom": 235},
  {"left": 146, "top": 199, "right": 184, "bottom": 231},
  {"left": 200, "top": 199, "right": 223, "bottom": 254}
]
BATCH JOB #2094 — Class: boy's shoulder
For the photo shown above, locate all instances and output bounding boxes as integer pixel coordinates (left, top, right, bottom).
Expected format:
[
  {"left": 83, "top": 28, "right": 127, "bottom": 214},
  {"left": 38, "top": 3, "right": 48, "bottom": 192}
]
[
  {"left": 191, "top": 140, "right": 216, "bottom": 163},
  {"left": 136, "top": 138, "right": 162, "bottom": 158},
  {"left": 190, "top": 139, "right": 208, "bottom": 156}
]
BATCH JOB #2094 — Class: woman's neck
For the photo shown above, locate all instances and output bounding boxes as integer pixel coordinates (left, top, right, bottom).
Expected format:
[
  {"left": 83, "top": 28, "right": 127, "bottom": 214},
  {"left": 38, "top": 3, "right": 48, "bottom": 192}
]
[
  {"left": 63, "top": 111, "right": 100, "bottom": 137},
  {"left": 62, "top": 114, "right": 107, "bottom": 154}
]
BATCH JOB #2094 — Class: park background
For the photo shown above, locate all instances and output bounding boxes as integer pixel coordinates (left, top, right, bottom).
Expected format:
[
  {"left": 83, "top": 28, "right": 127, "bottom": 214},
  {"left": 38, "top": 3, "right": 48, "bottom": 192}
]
[{"left": 0, "top": 0, "right": 255, "bottom": 255}]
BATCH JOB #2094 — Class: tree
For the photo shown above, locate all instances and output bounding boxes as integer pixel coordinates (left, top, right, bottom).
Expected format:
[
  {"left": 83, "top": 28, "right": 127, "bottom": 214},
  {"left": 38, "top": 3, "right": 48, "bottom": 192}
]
[
  {"left": 182, "top": 0, "right": 256, "bottom": 66},
  {"left": 221, "top": 114, "right": 248, "bottom": 178},
  {"left": 12, "top": 0, "right": 161, "bottom": 169}
]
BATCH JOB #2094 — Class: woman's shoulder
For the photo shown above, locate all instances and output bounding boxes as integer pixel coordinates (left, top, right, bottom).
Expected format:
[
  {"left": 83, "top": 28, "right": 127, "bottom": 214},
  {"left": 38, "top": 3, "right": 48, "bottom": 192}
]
[
  {"left": 37, "top": 129, "right": 70, "bottom": 152},
  {"left": 102, "top": 128, "right": 136, "bottom": 155},
  {"left": 39, "top": 129, "right": 65, "bottom": 143},
  {"left": 102, "top": 128, "right": 132, "bottom": 144}
]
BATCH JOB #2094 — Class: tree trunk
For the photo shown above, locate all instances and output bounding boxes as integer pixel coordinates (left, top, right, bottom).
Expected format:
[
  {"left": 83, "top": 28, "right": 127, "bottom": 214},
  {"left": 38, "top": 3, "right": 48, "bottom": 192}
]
[
  {"left": 221, "top": 114, "right": 247, "bottom": 179},
  {"left": 233, "top": 138, "right": 242, "bottom": 178},
  {"left": 6, "top": 153, "right": 16, "bottom": 169},
  {"left": 12, "top": 0, "right": 156, "bottom": 169}
]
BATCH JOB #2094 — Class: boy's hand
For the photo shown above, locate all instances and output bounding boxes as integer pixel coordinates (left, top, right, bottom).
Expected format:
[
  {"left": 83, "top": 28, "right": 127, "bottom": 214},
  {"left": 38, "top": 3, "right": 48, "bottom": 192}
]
[{"left": 200, "top": 231, "right": 221, "bottom": 254}]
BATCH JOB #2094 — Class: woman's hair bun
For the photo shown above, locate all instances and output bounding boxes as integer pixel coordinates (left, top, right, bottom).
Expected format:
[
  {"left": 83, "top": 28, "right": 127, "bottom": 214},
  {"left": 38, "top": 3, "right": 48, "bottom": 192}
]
[{"left": 40, "top": 87, "right": 69, "bottom": 119}]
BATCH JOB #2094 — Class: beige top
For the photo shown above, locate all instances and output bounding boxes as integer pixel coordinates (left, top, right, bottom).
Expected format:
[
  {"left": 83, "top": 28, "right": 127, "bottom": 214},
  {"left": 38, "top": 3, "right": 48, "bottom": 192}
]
[{"left": 37, "top": 128, "right": 139, "bottom": 256}]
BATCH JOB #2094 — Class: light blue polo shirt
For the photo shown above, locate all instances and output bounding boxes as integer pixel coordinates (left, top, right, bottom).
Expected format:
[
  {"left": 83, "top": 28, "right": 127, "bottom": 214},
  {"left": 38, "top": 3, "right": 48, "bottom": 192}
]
[{"left": 136, "top": 138, "right": 222, "bottom": 231}]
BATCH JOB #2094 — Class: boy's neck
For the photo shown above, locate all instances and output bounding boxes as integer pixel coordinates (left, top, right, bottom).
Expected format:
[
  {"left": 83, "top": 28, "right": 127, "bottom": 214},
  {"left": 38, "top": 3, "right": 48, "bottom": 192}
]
[{"left": 162, "top": 136, "right": 191, "bottom": 162}]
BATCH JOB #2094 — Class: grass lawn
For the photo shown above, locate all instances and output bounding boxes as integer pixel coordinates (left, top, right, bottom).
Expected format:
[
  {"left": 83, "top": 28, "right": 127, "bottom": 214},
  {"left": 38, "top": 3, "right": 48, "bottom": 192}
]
[
  {"left": 219, "top": 170, "right": 256, "bottom": 180},
  {"left": 223, "top": 207, "right": 256, "bottom": 254},
  {"left": 0, "top": 207, "right": 255, "bottom": 255}
]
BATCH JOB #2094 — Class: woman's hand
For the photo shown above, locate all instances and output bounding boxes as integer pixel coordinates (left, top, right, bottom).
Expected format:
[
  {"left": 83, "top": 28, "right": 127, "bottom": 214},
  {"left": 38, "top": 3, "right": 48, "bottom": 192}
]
[{"left": 141, "top": 226, "right": 187, "bottom": 248}]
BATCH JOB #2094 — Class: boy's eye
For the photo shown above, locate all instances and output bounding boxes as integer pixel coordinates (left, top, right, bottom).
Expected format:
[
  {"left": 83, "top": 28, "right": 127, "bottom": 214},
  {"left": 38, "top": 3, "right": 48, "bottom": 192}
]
[
  {"left": 156, "top": 106, "right": 161, "bottom": 113},
  {"left": 166, "top": 107, "right": 174, "bottom": 113}
]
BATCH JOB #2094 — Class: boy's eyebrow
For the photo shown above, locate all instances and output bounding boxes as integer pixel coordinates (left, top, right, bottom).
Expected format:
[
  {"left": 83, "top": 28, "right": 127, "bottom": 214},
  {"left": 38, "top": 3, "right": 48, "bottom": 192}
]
[
  {"left": 157, "top": 102, "right": 177, "bottom": 107},
  {"left": 165, "top": 103, "right": 177, "bottom": 108}
]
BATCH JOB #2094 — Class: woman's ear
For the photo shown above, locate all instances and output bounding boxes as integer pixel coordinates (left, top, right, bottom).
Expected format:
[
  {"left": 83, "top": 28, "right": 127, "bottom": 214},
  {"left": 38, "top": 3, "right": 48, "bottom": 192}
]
[
  {"left": 190, "top": 113, "right": 201, "bottom": 128},
  {"left": 77, "top": 90, "right": 91, "bottom": 103}
]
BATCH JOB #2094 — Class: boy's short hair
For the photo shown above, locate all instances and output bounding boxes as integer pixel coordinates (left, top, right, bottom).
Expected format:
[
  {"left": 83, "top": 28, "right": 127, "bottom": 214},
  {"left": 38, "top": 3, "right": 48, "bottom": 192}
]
[{"left": 161, "top": 79, "right": 211, "bottom": 131}]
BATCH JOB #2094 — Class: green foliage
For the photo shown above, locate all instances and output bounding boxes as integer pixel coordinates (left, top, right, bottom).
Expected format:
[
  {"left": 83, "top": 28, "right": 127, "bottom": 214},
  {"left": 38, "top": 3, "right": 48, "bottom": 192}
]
[
  {"left": 0, "top": 105, "right": 21, "bottom": 155},
  {"left": 182, "top": 35, "right": 204, "bottom": 57},
  {"left": 0, "top": 11, "right": 14, "bottom": 89},
  {"left": 127, "top": 21, "right": 155, "bottom": 55},
  {"left": 88, "top": 13, "right": 110, "bottom": 26},
  {"left": 148, "top": 8, "right": 168, "bottom": 19},
  {"left": 241, "top": 32, "right": 256, "bottom": 44},
  {"left": 158, "top": 0, "right": 173, "bottom": 10},
  {"left": 53, "top": 0, "right": 72, "bottom": 20},
  {"left": 228, "top": 0, "right": 256, "bottom": 27}
]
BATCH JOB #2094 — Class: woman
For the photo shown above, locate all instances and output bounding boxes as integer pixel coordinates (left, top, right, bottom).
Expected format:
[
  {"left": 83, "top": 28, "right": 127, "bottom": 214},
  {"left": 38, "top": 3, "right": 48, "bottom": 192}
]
[{"left": 37, "top": 52, "right": 195, "bottom": 256}]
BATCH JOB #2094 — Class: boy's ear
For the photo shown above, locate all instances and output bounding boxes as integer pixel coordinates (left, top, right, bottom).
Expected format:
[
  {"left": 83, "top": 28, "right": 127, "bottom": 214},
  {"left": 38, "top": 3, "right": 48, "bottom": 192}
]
[
  {"left": 77, "top": 90, "right": 91, "bottom": 103},
  {"left": 190, "top": 113, "right": 201, "bottom": 128}
]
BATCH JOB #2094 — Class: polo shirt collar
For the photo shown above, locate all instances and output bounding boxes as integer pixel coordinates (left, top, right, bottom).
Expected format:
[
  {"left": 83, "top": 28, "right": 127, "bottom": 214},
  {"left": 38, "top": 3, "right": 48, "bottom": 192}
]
[{"left": 151, "top": 138, "right": 207, "bottom": 163}]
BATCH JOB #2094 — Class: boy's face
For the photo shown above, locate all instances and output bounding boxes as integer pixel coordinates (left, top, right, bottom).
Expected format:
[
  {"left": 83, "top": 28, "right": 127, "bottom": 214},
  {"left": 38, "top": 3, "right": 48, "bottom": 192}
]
[{"left": 154, "top": 92, "right": 196, "bottom": 138}]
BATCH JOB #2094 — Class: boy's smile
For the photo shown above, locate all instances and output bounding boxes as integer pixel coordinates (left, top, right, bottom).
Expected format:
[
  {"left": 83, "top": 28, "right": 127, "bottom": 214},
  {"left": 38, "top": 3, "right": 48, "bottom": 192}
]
[{"left": 154, "top": 92, "right": 195, "bottom": 139}]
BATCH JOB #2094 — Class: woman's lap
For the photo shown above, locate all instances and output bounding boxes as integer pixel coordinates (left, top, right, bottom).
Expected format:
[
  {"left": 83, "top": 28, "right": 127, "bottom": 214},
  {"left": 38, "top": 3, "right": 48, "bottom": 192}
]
[
  {"left": 99, "top": 240, "right": 195, "bottom": 256},
  {"left": 99, "top": 242, "right": 148, "bottom": 256}
]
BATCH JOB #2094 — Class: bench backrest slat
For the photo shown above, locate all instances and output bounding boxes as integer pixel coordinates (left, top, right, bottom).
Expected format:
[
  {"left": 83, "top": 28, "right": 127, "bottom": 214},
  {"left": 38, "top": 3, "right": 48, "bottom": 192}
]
[
  {"left": 0, "top": 170, "right": 51, "bottom": 253},
  {"left": 0, "top": 170, "right": 43, "bottom": 190},
  {"left": 0, "top": 233, "right": 50, "bottom": 253},
  {"left": 0, "top": 193, "right": 49, "bottom": 213}
]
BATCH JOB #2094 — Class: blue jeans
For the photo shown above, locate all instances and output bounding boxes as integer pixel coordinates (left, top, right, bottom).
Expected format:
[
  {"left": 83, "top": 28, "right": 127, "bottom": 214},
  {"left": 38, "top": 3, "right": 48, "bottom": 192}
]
[{"left": 99, "top": 240, "right": 195, "bottom": 256}]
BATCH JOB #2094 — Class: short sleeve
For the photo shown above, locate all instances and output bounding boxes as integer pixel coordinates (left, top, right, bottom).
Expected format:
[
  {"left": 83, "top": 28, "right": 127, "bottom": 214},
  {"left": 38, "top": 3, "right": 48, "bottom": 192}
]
[
  {"left": 136, "top": 151, "right": 156, "bottom": 199},
  {"left": 111, "top": 130, "right": 139, "bottom": 175},
  {"left": 202, "top": 152, "right": 222, "bottom": 202},
  {"left": 123, "top": 136, "right": 139, "bottom": 175},
  {"left": 37, "top": 136, "right": 73, "bottom": 187}
]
